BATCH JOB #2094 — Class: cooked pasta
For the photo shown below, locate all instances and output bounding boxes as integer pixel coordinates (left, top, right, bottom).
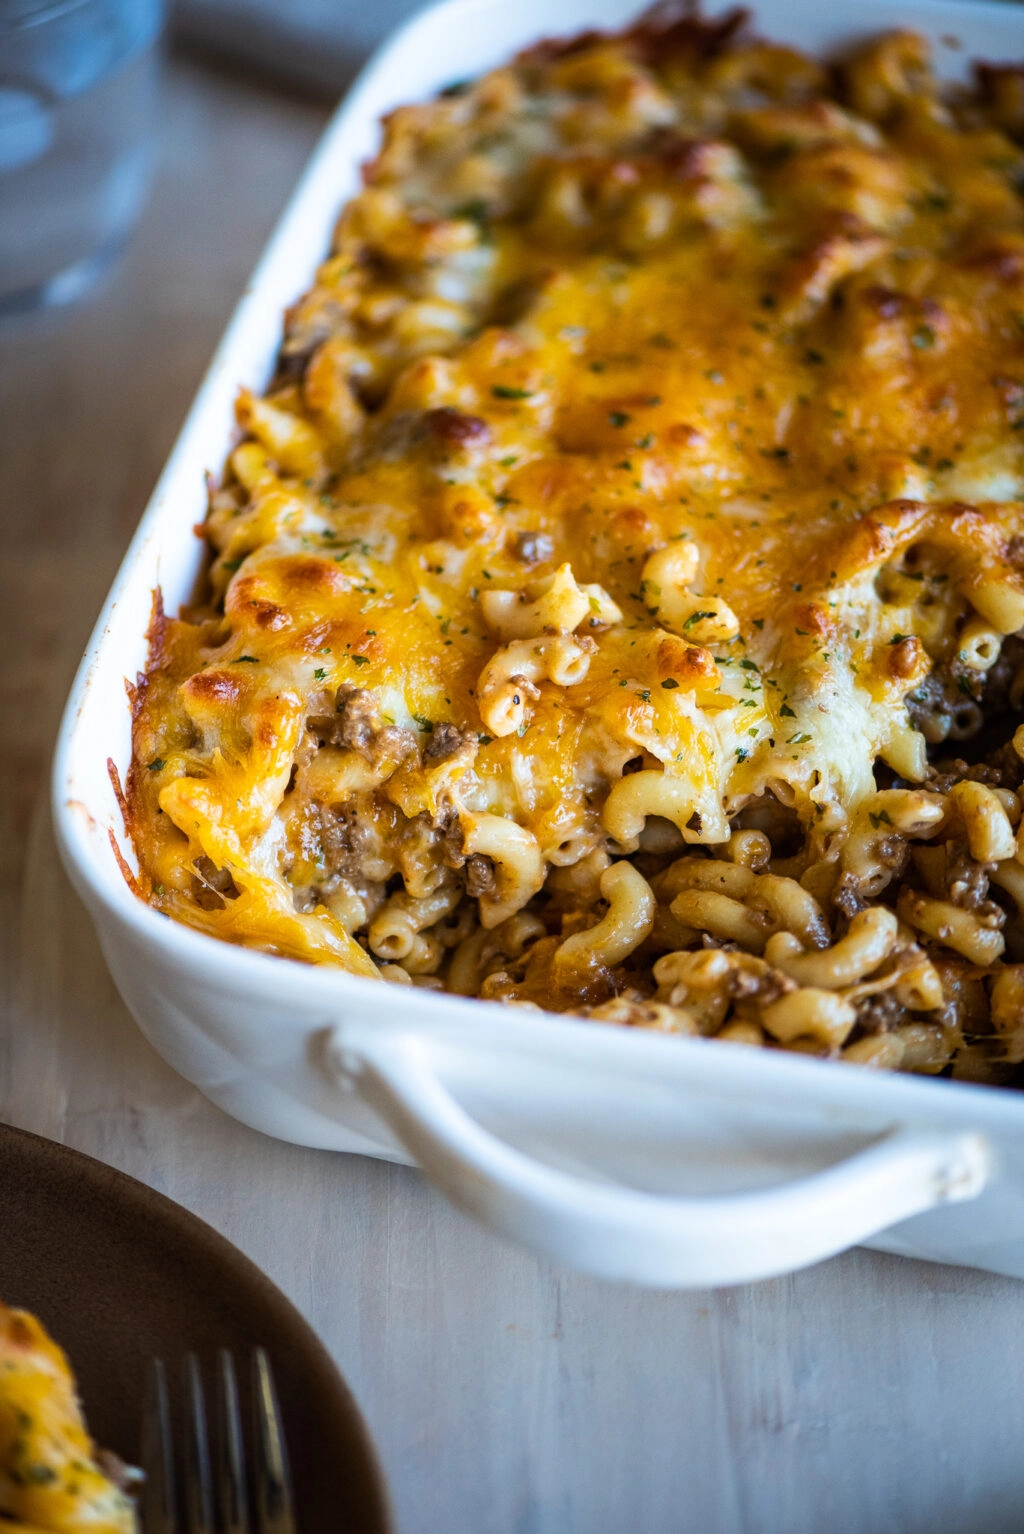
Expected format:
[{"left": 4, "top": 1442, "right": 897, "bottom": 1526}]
[{"left": 126, "top": 8, "right": 1024, "bottom": 1082}]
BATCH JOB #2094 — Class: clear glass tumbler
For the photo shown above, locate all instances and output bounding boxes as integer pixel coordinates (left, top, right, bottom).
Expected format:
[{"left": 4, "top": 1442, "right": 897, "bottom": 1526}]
[{"left": 0, "top": 0, "right": 163, "bottom": 314}]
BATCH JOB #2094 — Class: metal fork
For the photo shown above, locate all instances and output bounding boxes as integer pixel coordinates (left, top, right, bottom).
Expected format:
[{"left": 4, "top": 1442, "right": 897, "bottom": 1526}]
[{"left": 141, "top": 1349, "right": 296, "bottom": 1533}]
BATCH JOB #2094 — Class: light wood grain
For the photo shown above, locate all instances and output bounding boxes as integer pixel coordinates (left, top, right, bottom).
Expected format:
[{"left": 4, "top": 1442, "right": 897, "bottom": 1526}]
[{"left": 4, "top": 52, "right": 1024, "bottom": 1534}]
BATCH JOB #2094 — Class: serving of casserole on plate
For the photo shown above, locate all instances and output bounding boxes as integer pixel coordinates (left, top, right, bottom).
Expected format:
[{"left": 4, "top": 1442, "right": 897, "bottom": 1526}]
[
  {"left": 0, "top": 1301, "right": 136, "bottom": 1534},
  {"left": 55, "top": 0, "right": 1024, "bottom": 1286},
  {"left": 0, "top": 1124, "right": 391, "bottom": 1530}
]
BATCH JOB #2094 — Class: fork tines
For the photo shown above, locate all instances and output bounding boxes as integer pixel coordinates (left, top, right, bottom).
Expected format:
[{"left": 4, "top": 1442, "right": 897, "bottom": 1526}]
[{"left": 142, "top": 1349, "right": 296, "bottom": 1533}]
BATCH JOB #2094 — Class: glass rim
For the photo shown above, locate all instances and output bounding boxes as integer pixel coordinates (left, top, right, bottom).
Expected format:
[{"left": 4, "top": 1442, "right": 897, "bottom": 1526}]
[{"left": 0, "top": 0, "right": 99, "bottom": 33}]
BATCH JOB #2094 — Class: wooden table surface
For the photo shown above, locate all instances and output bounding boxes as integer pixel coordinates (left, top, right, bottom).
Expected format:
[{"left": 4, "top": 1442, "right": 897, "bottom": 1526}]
[{"left": 5, "top": 51, "right": 1024, "bottom": 1534}]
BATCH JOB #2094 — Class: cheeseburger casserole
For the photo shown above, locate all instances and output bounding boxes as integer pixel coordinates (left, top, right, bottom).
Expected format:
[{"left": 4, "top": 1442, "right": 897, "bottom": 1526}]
[{"left": 126, "top": 7, "right": 1024, "bottom": 1082}]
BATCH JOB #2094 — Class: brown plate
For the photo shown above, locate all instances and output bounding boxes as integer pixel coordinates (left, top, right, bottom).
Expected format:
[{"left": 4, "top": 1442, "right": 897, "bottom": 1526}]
[{"left": 0, "top": 1121, "right": 391, "bottom": 1532}]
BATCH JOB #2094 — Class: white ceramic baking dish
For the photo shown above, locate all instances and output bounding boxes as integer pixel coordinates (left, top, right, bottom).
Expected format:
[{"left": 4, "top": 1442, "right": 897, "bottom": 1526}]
[{"left": 53, "top": 0, "right": 1024, "bottom": 1288}]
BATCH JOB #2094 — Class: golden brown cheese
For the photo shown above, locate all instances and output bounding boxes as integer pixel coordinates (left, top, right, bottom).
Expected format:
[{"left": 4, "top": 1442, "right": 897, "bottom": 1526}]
[
  {"left": 127, "top": 9, "right": 1024, "bottom": 1080},
  {"left": 0, "top": 1303, "right": 134, "bottom": 1533}
]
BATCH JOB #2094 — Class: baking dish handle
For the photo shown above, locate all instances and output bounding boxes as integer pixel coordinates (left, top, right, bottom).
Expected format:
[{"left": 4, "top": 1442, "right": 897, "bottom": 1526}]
[{"left": 326, "top": 1023, "right": 989, "bottom": 1287}]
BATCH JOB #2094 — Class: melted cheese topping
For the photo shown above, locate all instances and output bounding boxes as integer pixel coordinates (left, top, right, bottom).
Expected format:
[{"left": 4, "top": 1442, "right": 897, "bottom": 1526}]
[
  {"left": 127, "top": 12, "right": 1024, "bottom": 1075},
  {"left": 0, "top": 1303, "right": 134, "bottom": 1533}
]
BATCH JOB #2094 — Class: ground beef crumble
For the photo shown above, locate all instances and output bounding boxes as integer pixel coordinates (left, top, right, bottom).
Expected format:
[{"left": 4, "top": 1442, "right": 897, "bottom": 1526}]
[
  {"left": 942, "top": 836, "right": 993, "bottom": 911},
  {"left": 853, "top": 988, "right": 904, "bottom": 1035},
  {"left": 465, "top": 854, "right": 496, "bottom": 897},
  {"left": 423, "top": 722, "right": 476, "bottom": 765},
  {"left": 331, "top": 685, "right": 380, "bottom": 750}
]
